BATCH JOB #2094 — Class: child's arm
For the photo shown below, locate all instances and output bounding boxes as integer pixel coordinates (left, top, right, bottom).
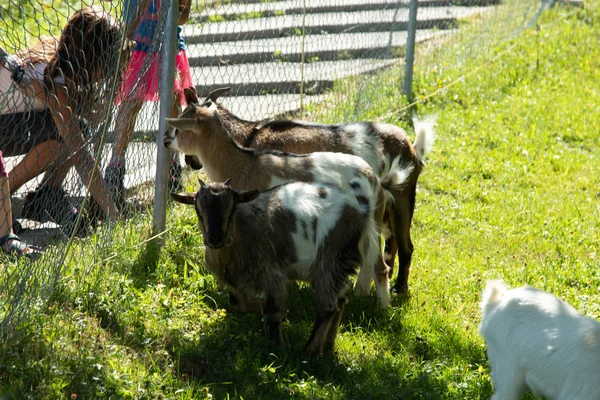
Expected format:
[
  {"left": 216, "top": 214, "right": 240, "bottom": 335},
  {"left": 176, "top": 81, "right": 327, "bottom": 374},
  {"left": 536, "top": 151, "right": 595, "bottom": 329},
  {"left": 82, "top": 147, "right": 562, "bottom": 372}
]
[
  {"left": 178, "top": 0, "right": 191, "bottom": 25},
  {"left": 105, "top": 0, "right": 147, "bottom": 40},
  {"left": 125, "top": 0, "right": 148, "bottom": 40},
  {"left": 44, "top": 84, "right": 120, "bottom": 221}
]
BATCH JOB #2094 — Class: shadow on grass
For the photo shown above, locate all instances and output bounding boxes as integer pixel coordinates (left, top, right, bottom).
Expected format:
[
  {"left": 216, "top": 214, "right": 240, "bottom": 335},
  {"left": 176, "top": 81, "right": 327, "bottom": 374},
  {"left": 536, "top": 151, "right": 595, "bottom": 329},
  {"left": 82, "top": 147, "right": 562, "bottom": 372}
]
[
  {"left": 128, "top": 241, "right": 161, "bottom": 287},
  {"left": 168, "top": 284, "right": 482, "bottom": 399},
  {"left": 0, "top": 316, "right": 145, "bottom": 399}
]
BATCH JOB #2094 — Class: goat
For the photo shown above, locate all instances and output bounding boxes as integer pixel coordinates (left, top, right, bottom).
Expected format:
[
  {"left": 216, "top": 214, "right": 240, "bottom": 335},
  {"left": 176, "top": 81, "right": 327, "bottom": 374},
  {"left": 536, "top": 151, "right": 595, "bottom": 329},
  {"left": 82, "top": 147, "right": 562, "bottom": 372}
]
[
  {"left": 180, "top": 87, "right": 435, "bottom": 294},
  {"left": 172, "top": 179, "right": 372, "bottom": 355},
  {"left": 479, "top": 280, "right": 600, "bottom": 400},
  {"left": 165, "top": 96, "right": 412, "bottom": 309}
]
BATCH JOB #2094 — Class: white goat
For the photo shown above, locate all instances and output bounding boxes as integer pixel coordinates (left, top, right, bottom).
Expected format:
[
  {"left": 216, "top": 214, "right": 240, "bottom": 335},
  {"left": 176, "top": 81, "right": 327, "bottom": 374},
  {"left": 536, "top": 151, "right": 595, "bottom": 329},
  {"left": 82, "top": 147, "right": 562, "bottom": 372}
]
[
  {"left": 479, "top": 280, "right": 600, "bottom": 400},
  {"left": 164, "top": 97, "right": 412, "bottom": 308},
  {"left": 173, "top": 180, "right": 371, "bottom": 355}
]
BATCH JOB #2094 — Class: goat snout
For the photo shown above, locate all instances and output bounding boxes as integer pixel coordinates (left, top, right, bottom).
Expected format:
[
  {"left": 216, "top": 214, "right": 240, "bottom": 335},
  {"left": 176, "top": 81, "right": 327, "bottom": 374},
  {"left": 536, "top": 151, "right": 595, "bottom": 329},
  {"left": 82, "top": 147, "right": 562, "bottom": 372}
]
[
  {"left": 204, "top": 237, "right": 225, "bottom": 249},
  {"left": 203, "top": 228, "right": 233, "bottom": 249},
  {"left": 163, "top": 133, "right": 175, "bottom": 149}
]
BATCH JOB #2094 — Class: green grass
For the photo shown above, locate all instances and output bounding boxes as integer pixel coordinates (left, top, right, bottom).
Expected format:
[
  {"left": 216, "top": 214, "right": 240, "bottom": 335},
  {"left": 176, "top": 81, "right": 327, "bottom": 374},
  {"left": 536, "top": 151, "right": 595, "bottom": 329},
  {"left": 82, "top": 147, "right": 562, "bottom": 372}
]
[
  {"left": 1, "top": 2, "right": 599, "bottom": 399},
  {"left": 0, "top": 1, "right": 123, "bottom": 52},
  {"left": 0, "top": 0, "right": 220, "bottom": 53}
]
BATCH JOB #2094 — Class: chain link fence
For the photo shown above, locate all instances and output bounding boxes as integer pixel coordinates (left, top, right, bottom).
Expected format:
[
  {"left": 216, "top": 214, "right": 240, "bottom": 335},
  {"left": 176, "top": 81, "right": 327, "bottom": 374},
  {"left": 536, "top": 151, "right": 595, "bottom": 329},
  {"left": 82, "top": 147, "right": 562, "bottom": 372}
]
[{"left": 0, "top": 0, "right": 551, "bottom": 339}]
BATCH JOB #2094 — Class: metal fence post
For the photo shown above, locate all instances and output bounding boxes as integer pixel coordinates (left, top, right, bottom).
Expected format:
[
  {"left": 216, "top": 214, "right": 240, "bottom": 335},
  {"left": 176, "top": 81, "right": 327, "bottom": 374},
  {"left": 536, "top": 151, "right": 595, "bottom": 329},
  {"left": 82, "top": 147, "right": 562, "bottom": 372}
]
[
  {"left": 152, "top": 0, "right": 178, "bottom": 248},
  {"left": 404, "top": 0, "right": 419, "bottom": 102}
]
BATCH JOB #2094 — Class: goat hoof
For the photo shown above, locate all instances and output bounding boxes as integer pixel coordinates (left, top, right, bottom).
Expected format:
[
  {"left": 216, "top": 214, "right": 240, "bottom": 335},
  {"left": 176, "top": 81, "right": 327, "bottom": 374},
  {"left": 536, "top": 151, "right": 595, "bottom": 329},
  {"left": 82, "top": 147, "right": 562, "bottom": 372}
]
[
  {"left": 391, "top": 283, "right": 409, "bottom": 295},
  {"left": 304, "top": 342, "right": 323, "bottom": 357}
]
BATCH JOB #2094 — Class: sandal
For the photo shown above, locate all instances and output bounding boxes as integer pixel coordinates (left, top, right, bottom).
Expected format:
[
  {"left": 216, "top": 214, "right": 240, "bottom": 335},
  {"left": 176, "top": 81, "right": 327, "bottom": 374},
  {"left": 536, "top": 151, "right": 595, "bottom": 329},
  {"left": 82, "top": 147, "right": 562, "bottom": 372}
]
[{"left": 0, "top": 233, "right": 41, "bottom": 260}]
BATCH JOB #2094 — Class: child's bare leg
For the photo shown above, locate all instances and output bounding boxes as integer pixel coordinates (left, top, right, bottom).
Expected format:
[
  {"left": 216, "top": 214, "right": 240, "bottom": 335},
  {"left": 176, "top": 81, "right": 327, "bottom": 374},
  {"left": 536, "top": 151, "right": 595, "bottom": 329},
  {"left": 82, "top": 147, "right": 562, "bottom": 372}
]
[
  {"left": 171, "top": 96, "right": 181, "bottom": 118},
  {"left": 104, "top": 98, "right": 144, "bottom": 208},
  {"left": 8, "top": 140, "right": 63, "bottom": 194},
  {"left": 1, "top": 162, "right": 39, "bottom": 258},
  {"left": 112, "top": 97, "right": 144, "bottom": 162},
  {"left": 168, "top": 98, "right": 183, "bottom": 190},
  {"left": 0, "top": 176, "right": 13, "bottom": 239}
]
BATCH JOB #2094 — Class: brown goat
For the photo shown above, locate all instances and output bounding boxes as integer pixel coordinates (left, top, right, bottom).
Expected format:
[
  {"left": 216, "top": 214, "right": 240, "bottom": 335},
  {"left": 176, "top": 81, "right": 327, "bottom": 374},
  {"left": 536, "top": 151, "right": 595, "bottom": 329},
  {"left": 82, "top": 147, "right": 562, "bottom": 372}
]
[
  {"left": 183, "top": 87, "right": 435, "bottom": 294},
  {"left": 165, "top": 95, "right": 413, "bottom": 308}
]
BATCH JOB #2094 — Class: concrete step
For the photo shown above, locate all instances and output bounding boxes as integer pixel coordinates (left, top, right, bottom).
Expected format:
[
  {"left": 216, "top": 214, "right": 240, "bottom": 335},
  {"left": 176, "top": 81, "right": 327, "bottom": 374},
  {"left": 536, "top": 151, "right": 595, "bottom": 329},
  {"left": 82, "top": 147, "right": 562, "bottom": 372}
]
[
  {"left": 130, "top": 92, "right": 325, "bottom": 136},
  {"left": 183, "top": 6, "right": 468, "bottom": 44},
  {"left": 124, "top": 28, "right": 456, "bottom": 134},
  {"left": 190, "top": 58, "right": 402, "bottom": 96},
  {"left": 186, "top": 27, "right": 454, "bottom": 66},
  {"left": 193, "top": 0, "right": 477, "bottom": 23}
]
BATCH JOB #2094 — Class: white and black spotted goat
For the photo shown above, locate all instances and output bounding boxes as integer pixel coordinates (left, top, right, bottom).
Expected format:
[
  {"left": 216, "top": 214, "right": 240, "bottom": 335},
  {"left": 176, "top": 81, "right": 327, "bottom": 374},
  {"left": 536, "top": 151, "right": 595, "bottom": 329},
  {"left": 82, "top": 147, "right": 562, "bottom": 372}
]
[
  {"left": 165, "top": 91, "right": 413, "bottom": 308},
  {"left": 176, "top": 87, "right": 435, "bottom": 294},
  {"left": 173, "top": 179, "right": 373, "bottom": 355}
]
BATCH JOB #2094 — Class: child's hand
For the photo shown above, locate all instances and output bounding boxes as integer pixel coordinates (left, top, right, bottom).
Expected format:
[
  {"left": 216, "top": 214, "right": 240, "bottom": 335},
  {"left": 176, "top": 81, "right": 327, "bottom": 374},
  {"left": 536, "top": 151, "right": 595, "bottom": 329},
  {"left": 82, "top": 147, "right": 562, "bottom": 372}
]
[{"left": 178, "top": 0, "right": 191, "bottom": 25}]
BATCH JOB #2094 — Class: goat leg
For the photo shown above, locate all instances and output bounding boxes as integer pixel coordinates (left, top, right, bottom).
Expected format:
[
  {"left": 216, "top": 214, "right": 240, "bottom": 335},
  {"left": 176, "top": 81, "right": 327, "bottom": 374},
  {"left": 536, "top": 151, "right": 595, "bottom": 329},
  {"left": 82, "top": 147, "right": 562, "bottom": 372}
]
[
  {"left": 383, "top": 235, "right": 398, "bottom": 280},
  {"left": 228, "top": 291, "right": 263, "bottom": 314},
  {"left": 389, "top": 201, "right": 414, "bottom": 295},
  {"left": 263, "top": 294, "right": 285, "bottom": 346},
  {"left": 322, "top": 297, "right": 347, "bottom": 353},
  {"left": 305, "top": 293, "right": 343, "bottom": 356}
]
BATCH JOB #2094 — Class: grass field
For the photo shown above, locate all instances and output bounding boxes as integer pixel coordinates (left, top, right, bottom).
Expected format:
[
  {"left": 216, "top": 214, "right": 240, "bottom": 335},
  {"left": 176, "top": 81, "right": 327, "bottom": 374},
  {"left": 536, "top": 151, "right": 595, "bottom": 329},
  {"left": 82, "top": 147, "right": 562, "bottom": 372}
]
[{"left": 1, "top": 2, "right": 599, "bottom": 399}]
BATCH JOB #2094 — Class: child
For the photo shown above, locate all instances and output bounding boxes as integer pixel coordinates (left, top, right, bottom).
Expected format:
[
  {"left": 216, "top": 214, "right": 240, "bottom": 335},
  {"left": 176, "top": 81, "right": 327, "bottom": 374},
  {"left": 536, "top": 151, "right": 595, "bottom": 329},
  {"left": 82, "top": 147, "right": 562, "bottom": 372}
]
[
  {"left": 0, "top": 6, "right": 128, "bottom": 228},
  {"left": 105, "top": 0, "right": 194, "bottom": 204}
]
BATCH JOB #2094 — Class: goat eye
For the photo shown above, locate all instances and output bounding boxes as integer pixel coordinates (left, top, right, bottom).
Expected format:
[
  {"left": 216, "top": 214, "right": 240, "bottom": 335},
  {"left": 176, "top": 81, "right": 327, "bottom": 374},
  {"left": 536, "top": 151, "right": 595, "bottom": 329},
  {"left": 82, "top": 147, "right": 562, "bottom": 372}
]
[{"left": 203, "top": 100, "right": 212, "bottom": 108}]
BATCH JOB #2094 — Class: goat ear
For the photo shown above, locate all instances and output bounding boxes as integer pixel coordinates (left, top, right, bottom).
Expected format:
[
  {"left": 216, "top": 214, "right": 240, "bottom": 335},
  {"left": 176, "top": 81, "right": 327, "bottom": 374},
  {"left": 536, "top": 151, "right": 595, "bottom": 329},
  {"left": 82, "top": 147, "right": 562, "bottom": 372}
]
[
  {"left": 165, "top": 117, "right": 201, "bottom": 132},
  {"left": 171, "top": 192, "right": 196, "bottom": 205},
  {"left": 236, "top": 190, "right": 259, "bottom": 204},
  {"left": 184, "top": 87, "right": 199, "bottom": 104},
  {"left": 206, "top": 87, "right": 231, "bottom": 103},
  {"left": 223, "top": 178, "right": 231, "bottom": 187},
  {"left": 185, "top": 155, "right": 203, "bottom": 170},
  {"left": 198, "top": 178, "right": 207, "bottom": 189}
]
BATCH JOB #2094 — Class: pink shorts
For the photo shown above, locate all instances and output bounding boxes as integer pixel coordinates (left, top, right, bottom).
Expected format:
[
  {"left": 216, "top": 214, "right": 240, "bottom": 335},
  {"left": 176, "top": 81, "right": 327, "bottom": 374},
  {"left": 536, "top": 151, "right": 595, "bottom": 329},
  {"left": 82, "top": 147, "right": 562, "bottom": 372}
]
[{"left": 118, "top": 49, "right": 193, "bottom": 105}]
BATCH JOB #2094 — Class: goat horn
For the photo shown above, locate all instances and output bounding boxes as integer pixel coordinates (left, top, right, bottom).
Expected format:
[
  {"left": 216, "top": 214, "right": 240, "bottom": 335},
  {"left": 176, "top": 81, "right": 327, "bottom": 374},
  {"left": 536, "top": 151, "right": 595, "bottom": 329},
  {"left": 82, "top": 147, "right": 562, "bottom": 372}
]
[{"left": 206, "top": 87, "right": 231, "bottom": 103}]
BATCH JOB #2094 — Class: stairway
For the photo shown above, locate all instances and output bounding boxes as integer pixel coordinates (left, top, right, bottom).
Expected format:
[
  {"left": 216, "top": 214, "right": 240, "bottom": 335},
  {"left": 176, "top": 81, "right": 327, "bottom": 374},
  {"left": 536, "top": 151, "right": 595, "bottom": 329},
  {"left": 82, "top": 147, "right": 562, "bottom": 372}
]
[{"left": 133, "top": 0, "right": 494, "bottom": 125}]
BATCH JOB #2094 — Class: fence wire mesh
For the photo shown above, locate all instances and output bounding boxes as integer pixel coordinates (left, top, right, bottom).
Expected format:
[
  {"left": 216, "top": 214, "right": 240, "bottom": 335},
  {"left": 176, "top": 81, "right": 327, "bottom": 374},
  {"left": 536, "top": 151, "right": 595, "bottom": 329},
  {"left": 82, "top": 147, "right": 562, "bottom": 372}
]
[{"left": 1, "top": 0, "right": 550, "bottom": 339}]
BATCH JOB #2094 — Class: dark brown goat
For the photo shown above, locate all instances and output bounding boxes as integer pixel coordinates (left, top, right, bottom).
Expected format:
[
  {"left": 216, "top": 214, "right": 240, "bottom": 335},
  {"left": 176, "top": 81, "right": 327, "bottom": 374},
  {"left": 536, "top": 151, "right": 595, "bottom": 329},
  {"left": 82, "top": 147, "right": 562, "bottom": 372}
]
[{"left": 173, "top": 180, "right": 370, "bottom": 355}]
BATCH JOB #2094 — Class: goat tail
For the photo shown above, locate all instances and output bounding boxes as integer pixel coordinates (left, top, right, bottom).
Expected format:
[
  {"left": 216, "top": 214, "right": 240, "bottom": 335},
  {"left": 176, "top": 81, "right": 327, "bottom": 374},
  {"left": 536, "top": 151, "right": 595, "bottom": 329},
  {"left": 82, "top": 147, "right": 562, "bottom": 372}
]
[
  {"left": 413, "top": 114, "right": 437, "bottom": 165},
  {"left": 380, "top": 157, "right": 414, "bottom": 205},
  {"left": 354, "top": 209, "right": 390, "bottom": 307},
  {"left": 480, "top": 280, "right": 507, "bottom": 317}
]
